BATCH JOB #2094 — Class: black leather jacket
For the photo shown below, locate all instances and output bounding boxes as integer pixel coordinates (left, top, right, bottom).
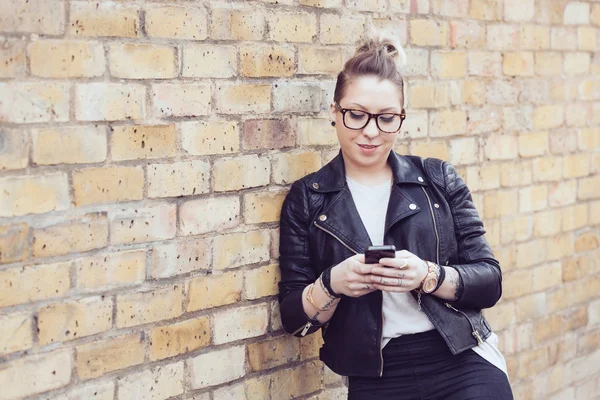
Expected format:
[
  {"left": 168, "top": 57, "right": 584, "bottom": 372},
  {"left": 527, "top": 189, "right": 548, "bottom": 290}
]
[{"left": 278, "top": 151, "right": 503, "bottom": 377}]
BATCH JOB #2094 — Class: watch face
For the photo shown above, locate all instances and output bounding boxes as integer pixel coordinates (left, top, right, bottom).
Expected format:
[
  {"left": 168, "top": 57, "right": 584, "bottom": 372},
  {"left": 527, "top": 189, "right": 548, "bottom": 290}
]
[{"left": 424, "top": 278, "right": 438, "bottom": 293}]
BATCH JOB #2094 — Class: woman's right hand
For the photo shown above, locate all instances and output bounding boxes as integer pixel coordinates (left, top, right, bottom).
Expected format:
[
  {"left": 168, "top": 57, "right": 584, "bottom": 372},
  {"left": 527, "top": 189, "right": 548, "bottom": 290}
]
[{"left": 330, "top": 254, "right": 378, "bottom": 297}]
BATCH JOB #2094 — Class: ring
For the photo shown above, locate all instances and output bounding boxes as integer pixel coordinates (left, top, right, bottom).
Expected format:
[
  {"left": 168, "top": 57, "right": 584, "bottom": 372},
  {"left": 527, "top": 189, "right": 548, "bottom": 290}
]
[
  {"left": 364, "top": 284, "right": 371, "bottom": 290},
  {"left": 397, "top": 278, "right": 402, "bottom": 287},
  {"left": 398, "top": 259, "right": 408, "bottom": 269}
]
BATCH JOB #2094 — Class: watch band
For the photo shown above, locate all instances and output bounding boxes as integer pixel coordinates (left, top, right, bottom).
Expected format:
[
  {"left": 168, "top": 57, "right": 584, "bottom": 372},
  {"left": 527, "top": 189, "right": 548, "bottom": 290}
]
[
  {"left": 321, "top": 266, "right": 342, "bottom": 298},
  {"left": 432, "top": 264, "right": 445, "bottom": 293}
]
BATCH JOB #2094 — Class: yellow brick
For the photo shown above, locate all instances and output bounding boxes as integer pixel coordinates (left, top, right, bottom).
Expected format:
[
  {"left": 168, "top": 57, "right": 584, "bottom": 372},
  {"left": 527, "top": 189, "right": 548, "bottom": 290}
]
[
  {"left": 76, "top": 250, "right": 145, "bottom": 291},
  {"left": 520, "top": 25, "right": 550, "bottom": 50},
  {"left": 408, "top": 81, "right": 450, "bottom": 108},
  {"left": 148, "top": 160, "right": 210, "bottom": 198},
  {"left": 181, "top": 120, "right": 239, "bottom": 156},
  {"left": 149, "top": 317, "right": 211, "bottom": 361},
  {"left": 117, "top": 286, "right": 183, "bottom": 328},
  {"left": 484, "top": 302, "right": 516, "bottom": 331},
  {"left": 0, "top": 262, "right": 71, "bottom": 308},
  {"left": 145, "top": 4, "right": 207, "bottom": 40},
  {"left": 465, "top": 164, "right": 501, "bottom": 192},
  {"left": 484, "top": 133, "right": 518, "bottom": 161},
  {"left": 244, "top": 192, "right": 287, "bottom": 224},
  {"left": 533, "top": 261, "right": 562, "bottom": 292},
  {"left": 244, "top": 118, "right": 296, "bottom": 151},
  {"left": 211, "top": 8, "right": 265, "bottom": 41},
  {"left": 564, "top": 52, "right": 591, "bottom": 76},
  {"left": 410, "top": 19, "right": 448, "bottom": 46},
  {"left": 320, "top": 14, "right": 365, "bottom": 44},
  {"left": 0, "top": 82, "right": 70, "bottom": 123},
  {"left": 347, "top": 0, "right": 388, "bottom": 11},
  {"left": 449, "top": 137, "right": 478, "bottom": 165},
  {"left": 33, "top": 214, "right": 108, "bottom": 258},
  {"left": 110, "top": 204, "right": 176, "bottom": 245},
  {"left": 248, "top": 336, "right": 299, "bottom": 372},
  {"left": 467, "top": 52, "right": 502, "bottom": 78},
  {"left": 0, "top": 39, "right": 26, "bottom": 78},
  {"left": 449, "top": 20, "right": 485, "bottom": 49},
  {"left": 469, "top": 0, "right": 502, "bottom": 20},
  {"left": 75, "top": 83, "right": 146, "bottom": 122},
  {"left": 0, "top": 173, "right": 69, "bottom": 217},
  {"left": 563, "top": 256, "right": 590, "bottom": 282},
  {"left": 486, "top": 25, "right": 520, "bottom": 50},
  {"left": 244, "top": 376, "right": 271, "bottom": 400},
  {"left": 301, "top": 0, "right": 342, "bottom": 6},
  {"left": 270, "top": 362, "right": 323, "bottom": 400},
  {"left": 462, "top": 80, "right": 486, "bottom": 105},
  {"left": 149, "top": 239, "right": 211, "bottom": 279},
  {"left": 515, "top": 292, "right": 546, "bottom": 321},
  {"left": 516, "top": 239, "right": 547, "bottom": 269},
  {"left": 69, "top": 2, "right": 139, "bottom": 37},
  {"left": 152, "top": 82, "right": 211, "bottom": 117},
  {"left": 562, "top": 204, "right": 589, "bottom": 231},
  {"left": 579, "top": 176, "right": 600, "bottom": 200},
  {"left": 0, "top": 312, "right": 32, "bottom": 356},
  {"left": 519, "top": 185, "right": 548, "bottom": 213},
  {"left": 575, "top": 232, "right": 599, "bottom": 252},
  {"left": 272, "top": 151, "right": 322, "bottom": 185},
  {"left": 503, "top": 269, "right": 534, "bottom": 299},
  {"left": 500, "top": 216, "right": 533, "bottom": 244},
  {"left": 563, "top": 154, "right": 590, "bottom": 179},
  {"left": 429, "top": 109, "right": 467, "bottom": 137},
  {"left": 32, "top": 126, "right": 107, "bottom": 165},
  {"left": 579, "top": 78, "right": 600, "bottom": 100},
  {"left": 500, "top": 160, "right": 533, "bottom": 187},
  {"left": 299, "top": 46, "right": 344, "bottom": 74},
  {"left": 0, "top": 222, "right": 29, "bottom": 264},
  {"left": 213, "top": 155, "right": 270, "bottom": 192},
  {"left": 532, "top": 157, "right": 563, "bottom": 182},
  {"left": 566, "top": 103, "right": 590, "bottom": 127},
  {"left": 535, "top": 52, "right": 563, "bottom": 76},
  {"left": 533, "top": 209, "right": 562, "bottom": 237},
  {"left": 241, "top": 45, "right": 294, "bottom": 78},
  {"left": 72, "top": 166, "right": 144, "bottom": 207},
  {"left": 298, "top": 118, "right": 337, "bottom": 146},
  {"left": 273, "top": 82, "right": 321, "bottom": 113},
  {"left": 551, "top": 27, "right": 578, "bottom": 50},
  {"left": 503, "top": 52, "right": 534, "bottom": 77},
  {"left": 111, "top": 124, "right": 176, "bottom": 161},
  {"left": 547, "top": 234, "right": 574, "bottom": 261},
  {"left": 564, "top": 2, "right": 590, "bottom": 25},
  {"left": 483, "top": 190, "right": 519, "bottom": 219},
  {"left": 29, "top": 40, "right": 104, "bottom": 78},
  {"left": 188, "top": 346, "right": 246, "bottom": 389},
  {"left": 179, "top": 196, "right": 240, "bottom": 236},
  {"left": 182, "top": 44, "right": 236, "bottom": 78},
  {"left": 213, "top": 304, "right": 268, "bottom": 344},
  {"left": 578, "top": 27, "right": 598, "bottom": 51},
  {"left": 118, "top": 363, "right": 184, "bottom": 400},
  {"left": 431, "top": 51, "right": 467, "bottom": 79},
  {"left": 591, "top": 201, "right": 600, "bottom": 225},
  {"left": 110, "top": 43, "right": 176, "bottom": 79},
  {"left": 267, "top": 11, "right": 317, "bottom": 43},
  {"left": 38, "top": 296, "right": 112, "bottom": 345},
  {"left": 0, "top": 350, "right": 72, "bottom": 399},
  {"left": 186, "top": 272, "right": 243, "bottom": 312},
  {"left": 1, "top": 0, "right": 66, "bottom": 35},
  {"left": 216, "top": 83, "right": 271, "bottom": 114},
  {"left": 213, "top": 230, "right": 271, "bottom": 270},
  {"left": 77, "top": 333, "right": 144, "bottom": 380},
  {"left": 244, "top": 264, "right": 281, "bottom": 300},
  {"left": 534, "top": 105, "right": 564, "bottom": 130},
  {"left": 410, "top": 140, "right": 449, "bottom": 160},
  {"left": 0, "top": 128, "right": 29, "bottom": 171},
  {"left": 518, "top": 132, "right": 549, "bottom": 157}
]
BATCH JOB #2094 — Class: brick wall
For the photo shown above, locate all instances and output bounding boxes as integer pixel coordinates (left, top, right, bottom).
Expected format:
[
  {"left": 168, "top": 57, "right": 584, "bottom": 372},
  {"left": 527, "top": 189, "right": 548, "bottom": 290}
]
[{"left": 0, "top": 0, "right": 599, "bottom": 399}]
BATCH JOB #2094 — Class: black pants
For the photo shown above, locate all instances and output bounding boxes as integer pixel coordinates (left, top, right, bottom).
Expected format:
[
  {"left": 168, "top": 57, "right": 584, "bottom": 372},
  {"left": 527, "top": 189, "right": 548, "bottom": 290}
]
[{"left": 348, "top": 330, "right": 514, "bottom": 400}]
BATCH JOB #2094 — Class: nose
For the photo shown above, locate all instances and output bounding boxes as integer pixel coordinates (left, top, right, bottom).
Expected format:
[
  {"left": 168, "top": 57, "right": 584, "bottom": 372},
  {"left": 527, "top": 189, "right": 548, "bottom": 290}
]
[{"left": 362, "top": 117, "right": 380, "bottom": 139}]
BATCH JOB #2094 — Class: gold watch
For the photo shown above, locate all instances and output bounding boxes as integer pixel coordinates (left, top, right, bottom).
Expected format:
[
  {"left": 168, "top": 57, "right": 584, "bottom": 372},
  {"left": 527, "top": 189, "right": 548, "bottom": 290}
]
[{"left": 420, "top": 261, "right": 439, "bottom": 294}]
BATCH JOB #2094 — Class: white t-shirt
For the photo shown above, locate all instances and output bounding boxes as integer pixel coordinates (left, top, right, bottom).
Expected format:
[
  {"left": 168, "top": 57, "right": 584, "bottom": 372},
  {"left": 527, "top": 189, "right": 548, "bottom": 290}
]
[{"left": 346, "top": 176, "right": 508, "bottom": 376}]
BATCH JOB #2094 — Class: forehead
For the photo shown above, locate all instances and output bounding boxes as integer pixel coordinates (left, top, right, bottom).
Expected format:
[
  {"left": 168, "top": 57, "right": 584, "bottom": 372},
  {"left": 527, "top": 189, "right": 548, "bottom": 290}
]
[{"left": 341, "top": 75, "right": 404, "bottom": 110}]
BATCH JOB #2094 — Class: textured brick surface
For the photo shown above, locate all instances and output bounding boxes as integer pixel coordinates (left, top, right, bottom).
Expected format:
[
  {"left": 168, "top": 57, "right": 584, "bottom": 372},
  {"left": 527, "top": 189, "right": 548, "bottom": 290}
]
[{"left": 1, "top": 1, "right": 598, "bottom": 399}]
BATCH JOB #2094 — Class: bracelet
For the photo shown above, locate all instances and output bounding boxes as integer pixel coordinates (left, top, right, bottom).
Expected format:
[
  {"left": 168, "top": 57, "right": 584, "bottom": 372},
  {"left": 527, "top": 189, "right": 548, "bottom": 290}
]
[
  {"left": 306, "top": 283, "right": 338, "bottom": 311},
  {"left": 321, "top": 266, "right": 342, "bottom": 298},
  {"left": 433, "top": 264, "right": 445, "bottom": 293},
  {"left": 319, "top": 274, "right": 337, "bottom": 300}
]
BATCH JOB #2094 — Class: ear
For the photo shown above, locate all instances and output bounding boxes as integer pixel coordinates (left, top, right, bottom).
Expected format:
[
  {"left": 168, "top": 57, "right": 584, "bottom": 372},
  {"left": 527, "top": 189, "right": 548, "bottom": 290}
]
[{"left": 329, "top": 102, "right": 337, "bottom": 123}]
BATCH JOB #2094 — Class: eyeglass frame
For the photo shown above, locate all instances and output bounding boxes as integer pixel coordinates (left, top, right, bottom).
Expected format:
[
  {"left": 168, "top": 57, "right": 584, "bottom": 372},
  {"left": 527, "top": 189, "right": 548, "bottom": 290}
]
[{"left": 333, "top": 102, "right": 406, "bottom": 133}]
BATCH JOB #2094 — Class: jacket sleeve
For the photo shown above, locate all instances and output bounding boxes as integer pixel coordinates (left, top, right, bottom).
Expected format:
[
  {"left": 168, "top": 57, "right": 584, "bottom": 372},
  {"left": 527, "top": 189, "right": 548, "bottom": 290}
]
[
  {"left": 278, "top": 180, "right": 325, "bottom": 337},
  {"left": 442, "top": 161, "right": 503, "bottom": 309}
]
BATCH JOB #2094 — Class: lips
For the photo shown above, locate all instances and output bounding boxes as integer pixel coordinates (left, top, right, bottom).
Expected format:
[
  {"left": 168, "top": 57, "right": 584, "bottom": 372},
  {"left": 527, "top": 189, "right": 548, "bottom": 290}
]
[{"left": 358, "top": 144, "right": 380, "bottom": 149}]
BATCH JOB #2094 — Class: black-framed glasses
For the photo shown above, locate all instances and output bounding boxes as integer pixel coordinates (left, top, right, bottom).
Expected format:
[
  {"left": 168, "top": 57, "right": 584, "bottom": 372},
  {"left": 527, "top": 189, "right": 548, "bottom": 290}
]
[{"left": 334, "top": 102, "right": 406, "bottom": 133}]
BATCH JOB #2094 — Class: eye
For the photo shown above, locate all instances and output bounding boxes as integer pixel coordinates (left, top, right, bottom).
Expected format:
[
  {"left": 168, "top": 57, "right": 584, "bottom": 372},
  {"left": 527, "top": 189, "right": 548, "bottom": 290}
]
[
  {"left": 379, "top": 114, "right": 398, "bottom": 123},
  {"left": 348, "top": 110, "right": 367, "bottom": 120}
]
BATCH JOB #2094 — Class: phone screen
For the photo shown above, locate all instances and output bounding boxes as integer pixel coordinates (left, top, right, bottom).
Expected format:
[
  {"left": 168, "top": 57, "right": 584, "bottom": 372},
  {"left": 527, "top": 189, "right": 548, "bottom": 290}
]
[{"left": 364, "top": 245, "right": 396, "bottom": 264}]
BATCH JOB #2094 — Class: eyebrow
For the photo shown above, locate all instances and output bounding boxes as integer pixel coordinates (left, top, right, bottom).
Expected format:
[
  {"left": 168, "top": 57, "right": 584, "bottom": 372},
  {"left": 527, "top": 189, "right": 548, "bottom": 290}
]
[{"left": 347, "top": 103, "right": 400, "bottom": 112}]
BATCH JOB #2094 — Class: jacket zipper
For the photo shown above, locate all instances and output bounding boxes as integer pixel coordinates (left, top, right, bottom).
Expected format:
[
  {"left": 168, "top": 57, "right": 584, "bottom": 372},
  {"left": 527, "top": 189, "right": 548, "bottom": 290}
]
[
  {"left": 421, "top": 187, "right": 440, "bottom": 265},
  {"left": 445, "top": 303, "right": 483, "bottom": 345},
  {"left": 314, "top": 221, "right": 385, "bottom": 376}
]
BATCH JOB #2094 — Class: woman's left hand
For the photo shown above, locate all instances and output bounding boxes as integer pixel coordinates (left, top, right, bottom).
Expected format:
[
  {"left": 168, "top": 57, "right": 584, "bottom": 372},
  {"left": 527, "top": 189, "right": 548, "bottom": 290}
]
[{"left": 369, "top": 250, "right": 429, "bottom": 292}]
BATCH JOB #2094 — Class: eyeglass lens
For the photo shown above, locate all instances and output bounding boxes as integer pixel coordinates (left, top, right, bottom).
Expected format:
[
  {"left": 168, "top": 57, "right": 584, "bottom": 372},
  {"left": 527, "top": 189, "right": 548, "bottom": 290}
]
[{"left": 343, "top": 110, "right": 403, "bottom": 133}]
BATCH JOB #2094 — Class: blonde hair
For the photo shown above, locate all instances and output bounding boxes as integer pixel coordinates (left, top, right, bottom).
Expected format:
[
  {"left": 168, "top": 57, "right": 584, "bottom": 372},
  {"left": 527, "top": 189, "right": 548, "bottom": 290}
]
[{"left": 333, "top": 29, "right": 406, "bottom": 106}]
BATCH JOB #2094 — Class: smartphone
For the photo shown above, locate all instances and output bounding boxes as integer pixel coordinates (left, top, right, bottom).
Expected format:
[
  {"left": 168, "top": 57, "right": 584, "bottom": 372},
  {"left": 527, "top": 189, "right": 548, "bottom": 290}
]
[{"left": 364, "top": 245, "right": 396, "bottom": 264}]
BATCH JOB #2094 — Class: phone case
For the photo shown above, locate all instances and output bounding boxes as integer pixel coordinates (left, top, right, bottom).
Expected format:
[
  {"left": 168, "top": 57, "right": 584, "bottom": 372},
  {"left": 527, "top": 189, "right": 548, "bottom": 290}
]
[{"left": 364, "top": 245, "right": 396, "bottom": 264}]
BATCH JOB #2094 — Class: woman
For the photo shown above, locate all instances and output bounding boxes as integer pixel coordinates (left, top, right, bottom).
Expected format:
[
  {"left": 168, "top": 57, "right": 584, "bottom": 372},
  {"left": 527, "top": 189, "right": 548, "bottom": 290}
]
[{"left": 278, "top": 33, "right": 513, "bottom": 400}]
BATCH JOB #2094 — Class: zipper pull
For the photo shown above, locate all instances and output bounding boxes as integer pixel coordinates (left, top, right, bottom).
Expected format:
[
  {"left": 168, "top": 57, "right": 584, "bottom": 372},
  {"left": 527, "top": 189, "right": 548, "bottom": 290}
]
[
  {"left": 300, "top": 322, "right": 312, "bottom": 337},
  {"left": 445, "top": 302, "right": 459, "bottom": 312},
  {"left": 472, "top": 330, "right": 483, "bottom": 346}
]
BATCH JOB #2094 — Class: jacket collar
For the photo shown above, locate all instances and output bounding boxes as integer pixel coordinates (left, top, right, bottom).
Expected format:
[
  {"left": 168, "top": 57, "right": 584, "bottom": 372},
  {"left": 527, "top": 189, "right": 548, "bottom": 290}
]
[{"left": 308, "top": 150, "right": 427, "bottom": 193}]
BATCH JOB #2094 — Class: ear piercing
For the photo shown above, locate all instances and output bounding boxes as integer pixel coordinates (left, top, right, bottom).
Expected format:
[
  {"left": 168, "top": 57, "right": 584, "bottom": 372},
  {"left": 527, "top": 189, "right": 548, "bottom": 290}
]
[{"left": 331, "top": 121, "right": 336, "bottom": 126}]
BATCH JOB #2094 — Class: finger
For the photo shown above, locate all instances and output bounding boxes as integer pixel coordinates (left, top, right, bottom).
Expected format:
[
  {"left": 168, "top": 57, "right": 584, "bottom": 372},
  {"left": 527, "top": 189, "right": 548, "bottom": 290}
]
[
  {"left": 394, "top": 250, "right": 415, "bottom": 259},
  {"left": 378, "top": 257, "right": 410, "bottom": 269},
  {"left": 352, "top": 253, "right": 366, "bottom": 264},
  {"left": 348, "top": 282, "right": 374, "bottom": 291},
  {"left": 371, "top": 267, "right": 413, "bottom": 279},
  {"left": 352, "top": 263, "right": 376, "bottom": 275},
  {"left": 372, "top": 283, "right": 411, "bottom": 293}
]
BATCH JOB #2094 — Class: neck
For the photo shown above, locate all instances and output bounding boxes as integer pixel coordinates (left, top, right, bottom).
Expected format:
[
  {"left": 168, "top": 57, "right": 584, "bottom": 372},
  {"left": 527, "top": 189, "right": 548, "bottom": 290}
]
[{"left": 343, "top": 151, "right": 393, "bottom": 185}]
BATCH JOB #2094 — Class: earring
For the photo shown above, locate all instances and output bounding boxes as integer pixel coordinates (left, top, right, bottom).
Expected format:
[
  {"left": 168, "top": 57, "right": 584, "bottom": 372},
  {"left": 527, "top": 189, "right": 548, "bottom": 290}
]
[{"left": 331, "top": 121, "right": 336, "bottom": 126}]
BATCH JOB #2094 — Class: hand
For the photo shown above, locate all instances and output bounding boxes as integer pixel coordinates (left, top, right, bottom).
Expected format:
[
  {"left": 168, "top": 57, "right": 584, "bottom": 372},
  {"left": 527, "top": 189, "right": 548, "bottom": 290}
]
[
  {"left": 330, "top": 254, "right": 379, "bottom": 298},
  {"left": 369, "top": 250, "right": 428, "bottom": 292}
]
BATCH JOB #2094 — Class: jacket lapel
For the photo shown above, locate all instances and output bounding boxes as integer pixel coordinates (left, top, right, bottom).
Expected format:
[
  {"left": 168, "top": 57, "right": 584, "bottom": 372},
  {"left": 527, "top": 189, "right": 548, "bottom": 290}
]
[{"left": 384, "top": 185, "right": 420, "bottom": 235}]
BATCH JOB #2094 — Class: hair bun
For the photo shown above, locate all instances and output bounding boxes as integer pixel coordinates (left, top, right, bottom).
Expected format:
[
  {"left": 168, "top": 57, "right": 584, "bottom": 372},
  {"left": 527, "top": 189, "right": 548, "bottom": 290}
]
[{"left": 355, "top": 28, "right": 407, "bottom": 70}]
